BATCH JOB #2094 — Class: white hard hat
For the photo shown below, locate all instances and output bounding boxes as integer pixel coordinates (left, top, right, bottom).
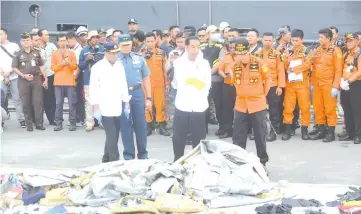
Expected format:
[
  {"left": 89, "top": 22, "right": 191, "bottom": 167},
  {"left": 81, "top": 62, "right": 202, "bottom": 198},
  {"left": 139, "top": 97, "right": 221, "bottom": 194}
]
[{"left": 219, "top": 22, "right": 230, "bottom": 31}]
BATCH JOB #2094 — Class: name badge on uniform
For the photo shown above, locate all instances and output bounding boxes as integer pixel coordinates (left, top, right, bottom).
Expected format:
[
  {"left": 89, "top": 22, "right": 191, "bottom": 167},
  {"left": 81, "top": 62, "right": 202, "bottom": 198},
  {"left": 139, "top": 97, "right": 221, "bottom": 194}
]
[
  {"left": 133, "top": 55, "right": 140, "bottom": 64},
  {"left": 31, "top": 60, "right": 36, "bottom": 66}
]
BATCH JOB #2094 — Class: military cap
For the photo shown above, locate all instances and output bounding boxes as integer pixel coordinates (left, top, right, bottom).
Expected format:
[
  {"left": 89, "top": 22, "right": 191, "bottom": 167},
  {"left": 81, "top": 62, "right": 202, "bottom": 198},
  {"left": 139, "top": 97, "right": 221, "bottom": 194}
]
[
  {"left": 234, "top": 38, "right": 249, "bottom": 55},
  {"left": 344, "top": 32, "right": 358, "bottom": 40},
  {"left": 21, "top": 32, "right": 31, "bottom": 39},
  {"left": 104, "top": 42, "right": 120, "bottom": 53},
  {"left": 276, "top": 28, "right": 290, "bottom": 40},
  {"left": 162, "top": 30, "right": 170, "bottom": 36},
  {"left": 98, "top": 28, "right": 106, "bottom": 35},
  {"left": 118, "top": 34, "right": 132, "bottom": 45},
  {"left": 128, "top": 18, "right": 138, "bottom": 25}
]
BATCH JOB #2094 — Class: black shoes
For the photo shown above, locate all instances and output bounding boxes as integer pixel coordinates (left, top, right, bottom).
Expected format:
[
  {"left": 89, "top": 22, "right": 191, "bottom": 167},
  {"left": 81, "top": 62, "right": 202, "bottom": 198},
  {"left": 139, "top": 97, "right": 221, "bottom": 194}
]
[
  {"left": 301, "top": 126, "right": 310, "bottom": 140},
  {"left": 339, "top": 134, "right": 353, "bottom": 141},
  {"left": 20, "top": 121, "right": 26, "bottom": 128},
  {"left": 322, "top": 126, "right": 335, "bottom": 143},
  {"left": 147, "top": 123, "right": 153, "bottom": 136},
  {"left": 310, "top": 125, "right": 326, "bottom": 140},
  {"left": 69, "top": 122, "right": 76, "bottom": 131},
  {"left": 266, "top": 130, "right": 277, "bottom": 142},
  {"left": 159, "top": 122, "right": 171, "bottom": 136},
  {"left": 35, "top": 125, "right": 46, "bottom": 130},
  {"left": 282, "top": 125, "right": 292, "bottom": 141},
  {"left": 354, "top": 136, "right": 361, "bottom": 144}
]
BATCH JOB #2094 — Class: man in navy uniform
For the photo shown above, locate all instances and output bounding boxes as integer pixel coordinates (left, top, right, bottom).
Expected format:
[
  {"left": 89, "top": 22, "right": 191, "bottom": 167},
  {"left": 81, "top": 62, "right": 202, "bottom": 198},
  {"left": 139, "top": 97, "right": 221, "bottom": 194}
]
[{"left": 117, "top": 34, "right": 152, "bottom": 160}]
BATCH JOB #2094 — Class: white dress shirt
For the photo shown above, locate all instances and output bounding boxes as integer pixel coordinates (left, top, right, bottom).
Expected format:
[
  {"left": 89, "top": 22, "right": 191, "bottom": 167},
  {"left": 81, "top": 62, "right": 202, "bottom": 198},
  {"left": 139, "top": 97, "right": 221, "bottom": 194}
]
[
  {"left": 0, "top": 41, "right": 19, "bottom": 80},
  {"left": 89, "top": 58, "right": 131, "bottom": 117},
  {"left": 70, "top": 43, "right": 82, "bottom": 63},
  {"left": 173, "top": 51, "right": 211, "bottom": 112}
]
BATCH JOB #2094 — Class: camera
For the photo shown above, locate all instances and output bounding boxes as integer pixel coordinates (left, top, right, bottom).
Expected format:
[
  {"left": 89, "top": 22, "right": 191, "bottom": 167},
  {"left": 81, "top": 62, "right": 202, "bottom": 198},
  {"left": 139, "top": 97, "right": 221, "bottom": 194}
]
[
  {"left": 144, "top": 51, "right": 153, "bottom": 59},
  {"left": 335, "top": 40, "right": 345, "bottom": 47},
  {"left": 287, "top": 47, "right": 294, "bottom": 55}
]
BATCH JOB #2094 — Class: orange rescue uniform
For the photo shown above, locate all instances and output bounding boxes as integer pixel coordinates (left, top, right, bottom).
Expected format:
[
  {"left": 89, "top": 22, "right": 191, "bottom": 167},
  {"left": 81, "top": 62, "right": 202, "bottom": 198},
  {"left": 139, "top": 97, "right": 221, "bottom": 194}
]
[
  {"left": 259, "top": 49, "right": 285, "bottom": 88},
  {"left": 282, "top": 45, "right": 311, "bottom": 126},
  {"left": 145, "top": 48, "right": 170, "bottom": 123},
  {"left": 294, "top": 44, "right": 343, "bottom": 126}
]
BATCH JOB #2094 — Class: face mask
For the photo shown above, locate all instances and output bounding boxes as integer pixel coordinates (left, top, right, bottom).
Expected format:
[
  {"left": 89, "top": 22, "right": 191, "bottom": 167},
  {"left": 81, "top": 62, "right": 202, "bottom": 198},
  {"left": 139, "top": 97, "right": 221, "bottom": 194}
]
[{"left": 210, "top": 33, "right": 221, "bottom": 42}]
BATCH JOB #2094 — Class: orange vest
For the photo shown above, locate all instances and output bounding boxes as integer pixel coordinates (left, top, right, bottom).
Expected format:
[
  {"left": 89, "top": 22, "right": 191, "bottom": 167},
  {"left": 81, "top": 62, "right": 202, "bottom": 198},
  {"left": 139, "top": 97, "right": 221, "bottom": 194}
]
[
  {"left": 145, "top": 48, "right": 169, "bottom": 88},
  {"left": 234, "top": 58, "right": 270, "bottom": 114},
  {"left": 259, "top": 48, "right": 285, "bottom": 88}
]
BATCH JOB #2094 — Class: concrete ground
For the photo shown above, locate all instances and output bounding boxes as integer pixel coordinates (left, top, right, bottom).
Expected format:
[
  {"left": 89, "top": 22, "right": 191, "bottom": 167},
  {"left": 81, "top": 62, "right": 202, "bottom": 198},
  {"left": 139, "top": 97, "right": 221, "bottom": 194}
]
[{"left": 1, "top": 114, "right": 361, "bottom": 186}]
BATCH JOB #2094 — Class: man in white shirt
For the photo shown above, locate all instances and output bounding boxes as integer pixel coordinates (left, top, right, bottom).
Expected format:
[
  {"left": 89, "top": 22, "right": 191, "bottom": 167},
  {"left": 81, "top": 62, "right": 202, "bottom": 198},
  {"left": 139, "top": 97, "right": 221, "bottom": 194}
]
[
  {"left": 39, "top": 29, "right": 58, "bottom": 126},
  {"left": 68, "top": 31, "right": 85, "bottom": 127},
  {"left": 172, "top": 36, "right": 211, "bottom": 161},
  {"left": 0, "top": 27, "right": 26, "bottom": 128},
  {"left": 89, "top": 42, "right": 131, "bottom": 163}
]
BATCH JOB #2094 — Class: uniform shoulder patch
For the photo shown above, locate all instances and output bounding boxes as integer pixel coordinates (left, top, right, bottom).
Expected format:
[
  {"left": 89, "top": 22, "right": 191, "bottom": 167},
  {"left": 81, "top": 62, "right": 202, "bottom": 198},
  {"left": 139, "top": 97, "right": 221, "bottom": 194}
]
[
  {"left": 200, "top": 43, "right": 207, "bottom": 47},
  {"left": 215, "top": 43, "right": 223, "bottom": 48}
]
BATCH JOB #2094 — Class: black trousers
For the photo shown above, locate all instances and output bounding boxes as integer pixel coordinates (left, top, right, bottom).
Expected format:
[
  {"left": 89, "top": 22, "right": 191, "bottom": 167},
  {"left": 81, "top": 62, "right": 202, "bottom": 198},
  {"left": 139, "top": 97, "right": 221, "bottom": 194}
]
[
  {"left": 219, "top": 83, "right": 236, "bottom": 134},
  {"left": 76, "top": 72, "right": 85, "bottom": 123},
  {"left": 267, "top": 86, "right": 283, "bottom": 132},
  {"left": 173, "top": 108, "right": 206, "bottom": 161},
  {"left": 211, "top": 81, "right": 223, "bottom": 126},
  {"left": 18, "top": 76, "right": 44, "bottom": 126},
  {"left": 342, "top": 81, "right": 361, "bottom": 137},
  {"left": 43, "top": 75, "right": 56, "bottom": 123},
  {"left": 101, "top": 115, "right": 121, "bottom": 163},
  {"left": 233, "top": 109, "right": 269, "bottom": 164}
]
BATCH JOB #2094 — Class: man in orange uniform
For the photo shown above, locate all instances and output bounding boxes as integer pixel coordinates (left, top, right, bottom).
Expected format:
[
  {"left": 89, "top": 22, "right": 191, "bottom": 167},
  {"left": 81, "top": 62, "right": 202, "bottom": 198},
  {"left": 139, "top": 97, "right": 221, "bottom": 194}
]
[
  {"left": 144, "top": 32, "right": 171, "bottom": 136},
  {"left": 258, "top": 32, "right": 285, "bottom": 142},
  {"left": 232, "top": 38, "right": 271, "bottom": 169},
  {"left": 50, "top": 34, "right": 78, "bottom": 131},
  {"left": 293, "top": 28, "right": 343, "bottom": 142},
  {"left": 218, "top": 41, "right": 236, "bottom": 139},
  {"left": 282, "top": 29, "right": 311, "bottom": 141}
]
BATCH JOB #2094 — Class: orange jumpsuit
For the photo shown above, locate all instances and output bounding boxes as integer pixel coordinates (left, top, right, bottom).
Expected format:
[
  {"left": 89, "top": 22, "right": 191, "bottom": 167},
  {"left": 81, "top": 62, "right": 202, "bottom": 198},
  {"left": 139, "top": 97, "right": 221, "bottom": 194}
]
[
  {"left": 283, "top": 45, "right": 311, "bottom": 126},
  {"left": 145, "top": 48, "right": 170, "bottom": 123},
  {"left": 293, "top": 45, "right": 343, "bottom": 126}
]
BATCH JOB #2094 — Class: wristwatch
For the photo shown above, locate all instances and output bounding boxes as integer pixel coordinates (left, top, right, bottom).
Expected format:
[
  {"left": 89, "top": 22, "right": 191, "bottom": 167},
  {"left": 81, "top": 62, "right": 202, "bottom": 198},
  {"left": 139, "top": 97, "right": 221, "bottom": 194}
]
[{"left": 146, "top": 97, "right": 152, "bottom": 101}]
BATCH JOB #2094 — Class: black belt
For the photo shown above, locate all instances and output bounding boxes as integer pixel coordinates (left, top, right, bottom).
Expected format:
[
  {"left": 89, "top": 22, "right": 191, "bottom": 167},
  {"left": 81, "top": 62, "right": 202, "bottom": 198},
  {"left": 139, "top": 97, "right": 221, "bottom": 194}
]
[{"left": 128, "top": 84, "right": 142, "bottom": 91}]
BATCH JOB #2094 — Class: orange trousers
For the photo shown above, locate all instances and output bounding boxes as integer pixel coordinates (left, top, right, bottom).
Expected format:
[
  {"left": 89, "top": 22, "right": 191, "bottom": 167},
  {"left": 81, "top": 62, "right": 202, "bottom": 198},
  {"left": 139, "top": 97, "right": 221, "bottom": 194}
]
[
  {"left": 283, "top": 87, "right": 310, "bottom": 126},
  {"left": 145, "top": 87, "right": 166, "bottom": 123},
  {"left": 313, "top": 84, "right": 337, "bottom": 126}
]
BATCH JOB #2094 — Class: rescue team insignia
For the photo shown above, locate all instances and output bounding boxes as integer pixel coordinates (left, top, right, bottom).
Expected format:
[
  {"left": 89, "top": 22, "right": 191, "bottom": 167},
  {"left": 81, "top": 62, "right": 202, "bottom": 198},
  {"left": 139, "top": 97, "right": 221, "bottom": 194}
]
[{"left": 249, "top": 77, "right": 259, "bottom": 83}]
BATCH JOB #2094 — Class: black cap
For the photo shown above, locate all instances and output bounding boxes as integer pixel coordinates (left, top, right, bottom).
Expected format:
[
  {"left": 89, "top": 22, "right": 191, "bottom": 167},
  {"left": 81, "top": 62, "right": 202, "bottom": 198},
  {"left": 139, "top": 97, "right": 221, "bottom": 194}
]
[
  {"left": 128, "top": 18, "right": 138, "bottom": 25},
  {"left": 104, "top": 42, "right": 120, "bottom": 53},
  {"left": 98, "top": 28, "right": 106, "bottom": 34},
  {"left": 344, "top": 32, "right": 358, "bottom": 40},
  {"left": 234, "top": 38, "right": 249, "bottom": 55},
  {"left": 21, "top": 32, "right": 31, "bottom": 39}
]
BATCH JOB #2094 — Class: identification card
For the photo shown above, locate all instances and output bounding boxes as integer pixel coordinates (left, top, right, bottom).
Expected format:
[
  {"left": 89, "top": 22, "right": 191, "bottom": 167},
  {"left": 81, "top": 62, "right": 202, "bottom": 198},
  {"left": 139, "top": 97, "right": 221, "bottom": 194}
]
[
  {"left": 288, "top": 72, "right": 303, "bottom": 83},
  {"left": 31, "top": 60, "right": 36, "bottom": 66},
  {"left": 289, "top": 59, "right": 302, "bottom": 68}
]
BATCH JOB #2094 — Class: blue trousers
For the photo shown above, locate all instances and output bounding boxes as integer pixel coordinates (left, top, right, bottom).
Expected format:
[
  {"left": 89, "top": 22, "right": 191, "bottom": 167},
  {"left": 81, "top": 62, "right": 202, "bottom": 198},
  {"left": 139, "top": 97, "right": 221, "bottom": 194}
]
[{"left": 120, "top": 88, "right": 148, "bottom": 160}]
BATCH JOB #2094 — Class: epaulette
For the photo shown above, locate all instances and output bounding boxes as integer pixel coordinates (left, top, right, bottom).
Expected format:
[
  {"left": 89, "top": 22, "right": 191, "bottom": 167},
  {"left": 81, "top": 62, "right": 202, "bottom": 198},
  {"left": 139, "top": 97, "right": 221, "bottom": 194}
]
[
  {"left": 33, "top": 47, "right": 40, "bottom": 51},
  {"left": 200, "top": 43, "right": 207, "bottom": 47},
  {"left": 215, "top": 43, "right": 223, "bottom": 48}
]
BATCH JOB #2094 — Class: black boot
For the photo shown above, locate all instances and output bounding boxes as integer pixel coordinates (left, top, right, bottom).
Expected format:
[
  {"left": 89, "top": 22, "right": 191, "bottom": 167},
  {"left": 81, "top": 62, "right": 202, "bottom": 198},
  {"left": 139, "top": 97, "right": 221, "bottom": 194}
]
[
  {"left": 35, "top": 125, "right": 46, "bottom": 130},
  {"left": 309, "top": 124, "right": 319, "bottom": 135},
  {"left": 147, "top": 123, "right": 153, "bottom": 136},
  {"left": 310, "top": 125, "right": 326, "bottom": 140},
  {"left": 159, "top": 122, "right": 171, "bottom": 136},
  {"left": 322, "top": 126, "right": 335, "bottom": 143},
  {"left": 69, "top": 121, "right": 76, "bottom": 131},
  {"left": 219, "top": 130, "right": 232, "bottom": 139},
  {"left": 301, "top": 126, "right": 310, "bottom": 140},
  {"left": 339, "top": 133, "right": 353, "bottom": 141},
  {"left": 266, "top": 129, "right": 277, "bottom": 142},
  {"left": 354, "top": 136, "right": 361, "bottom": 144},
  {"left": 54, "top": 122, "right": 63, "bottom": 131},
  {"left": 282, "top": 125, "right": 292, "bottom": 141}
]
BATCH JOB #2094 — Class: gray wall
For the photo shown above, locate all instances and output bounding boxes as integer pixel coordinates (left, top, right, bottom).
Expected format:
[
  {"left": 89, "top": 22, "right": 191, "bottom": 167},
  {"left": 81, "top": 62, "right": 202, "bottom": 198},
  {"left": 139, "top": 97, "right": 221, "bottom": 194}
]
[{"left": 2, "top": 1, "right": 361, "bottom": 42}]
